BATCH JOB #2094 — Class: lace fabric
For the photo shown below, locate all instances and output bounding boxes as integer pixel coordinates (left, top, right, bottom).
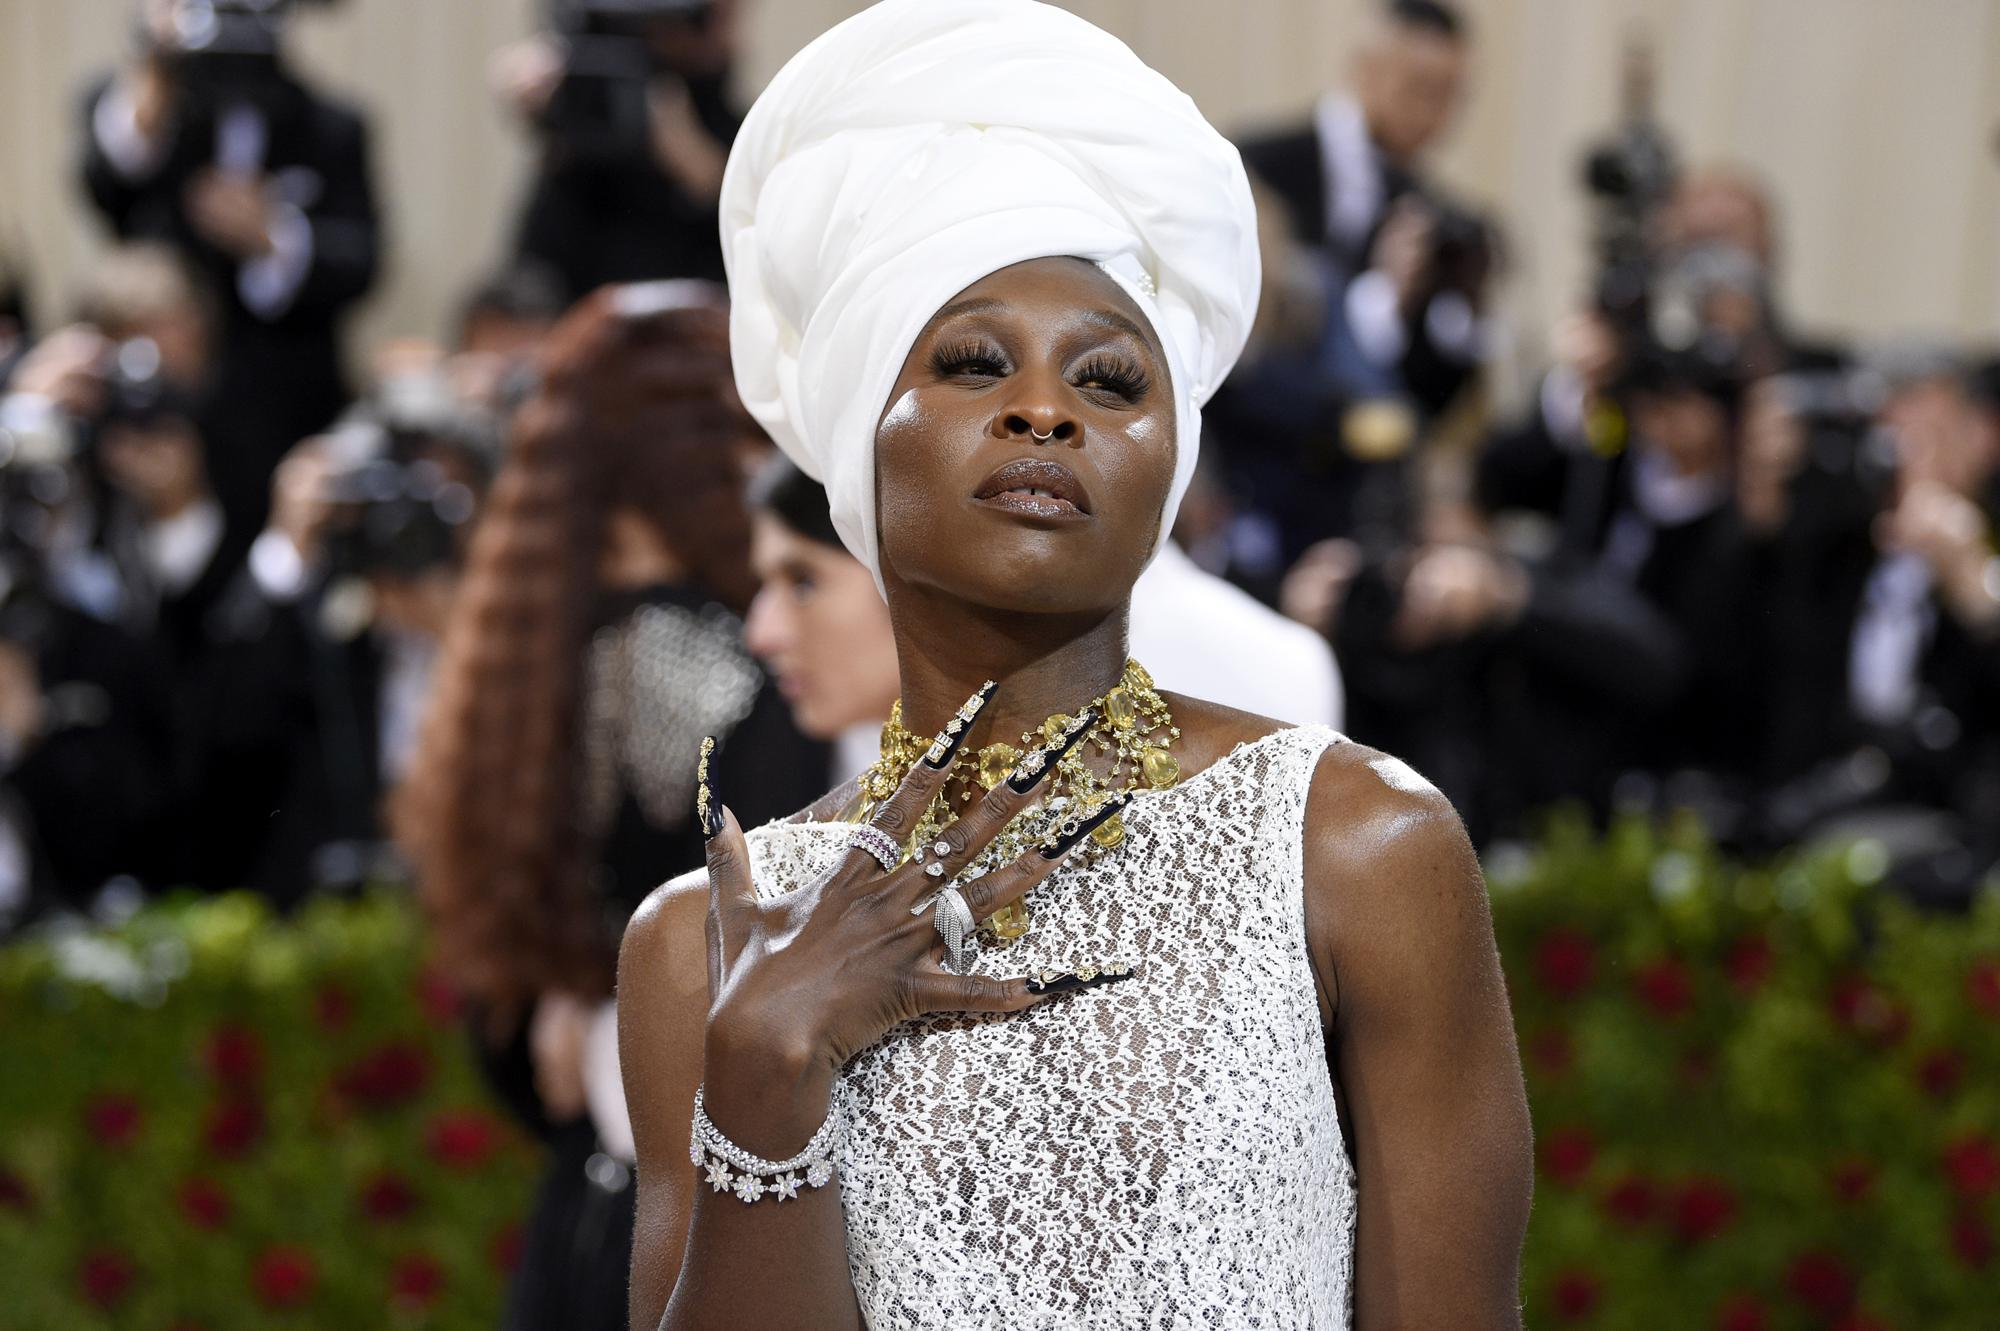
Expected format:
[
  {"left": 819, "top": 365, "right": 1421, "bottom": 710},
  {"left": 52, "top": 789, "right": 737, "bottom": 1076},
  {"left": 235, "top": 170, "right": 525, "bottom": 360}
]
[{"left": 699, "top": 723, "right": 1356, "bottom": 1328}]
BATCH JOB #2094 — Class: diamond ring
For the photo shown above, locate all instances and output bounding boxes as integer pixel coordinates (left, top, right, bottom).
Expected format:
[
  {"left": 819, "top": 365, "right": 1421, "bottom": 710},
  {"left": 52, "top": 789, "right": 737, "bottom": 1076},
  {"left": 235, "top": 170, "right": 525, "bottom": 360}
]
[
  {"left": 846, "top": 824, "right": 901, "bottom": 873},
  {"left": 932, "top": 885, "right": 977, "bottom": 971}
]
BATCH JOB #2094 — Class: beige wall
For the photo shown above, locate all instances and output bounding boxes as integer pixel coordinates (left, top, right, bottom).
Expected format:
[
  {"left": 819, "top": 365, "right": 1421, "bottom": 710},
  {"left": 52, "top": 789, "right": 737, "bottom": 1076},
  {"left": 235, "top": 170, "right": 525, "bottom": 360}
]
[{"left": 4, "top": 0, "right": 1997, "bottom": 381}]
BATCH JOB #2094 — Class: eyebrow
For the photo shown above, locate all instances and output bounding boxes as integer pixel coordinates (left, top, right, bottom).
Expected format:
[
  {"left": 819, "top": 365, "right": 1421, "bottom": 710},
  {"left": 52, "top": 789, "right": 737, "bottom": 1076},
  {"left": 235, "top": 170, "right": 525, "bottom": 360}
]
[{"left": 928, "top": 298, "right": 1155, "bottom": 350}]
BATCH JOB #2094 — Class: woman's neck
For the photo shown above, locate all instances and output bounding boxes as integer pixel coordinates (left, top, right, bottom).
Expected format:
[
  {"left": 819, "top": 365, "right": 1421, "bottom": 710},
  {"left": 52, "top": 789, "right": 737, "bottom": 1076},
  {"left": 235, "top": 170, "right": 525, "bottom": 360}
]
[{"left": 888, "top": 591, "right": 1130, "bottom": 746}]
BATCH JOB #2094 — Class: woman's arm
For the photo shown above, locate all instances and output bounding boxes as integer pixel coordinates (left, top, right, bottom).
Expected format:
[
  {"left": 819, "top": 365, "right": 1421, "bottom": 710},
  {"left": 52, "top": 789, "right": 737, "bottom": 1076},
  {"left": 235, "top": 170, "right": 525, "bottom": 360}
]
[
  {"left": 618, "top": 875, "right": 861, "bottom": 1331},
  {"left": 1303, "top": 745, "right": 1533, "bottom": 1330}
]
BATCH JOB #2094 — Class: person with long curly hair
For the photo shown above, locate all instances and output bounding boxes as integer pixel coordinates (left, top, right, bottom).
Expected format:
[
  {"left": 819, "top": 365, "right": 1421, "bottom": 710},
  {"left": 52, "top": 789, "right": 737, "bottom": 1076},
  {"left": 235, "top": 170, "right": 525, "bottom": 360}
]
[{"left": 392, "top": 281, "right": 823, "bottom": 1331}]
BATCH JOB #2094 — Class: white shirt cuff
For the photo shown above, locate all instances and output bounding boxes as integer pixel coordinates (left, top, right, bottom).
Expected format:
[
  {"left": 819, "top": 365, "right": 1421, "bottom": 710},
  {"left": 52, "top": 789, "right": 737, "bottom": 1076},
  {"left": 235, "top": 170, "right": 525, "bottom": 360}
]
[
  {"left": 1423, "top": 290, "right": 1486, "bottom": 363},
  {"left": 238, "top": 202, "right": 315, "bottom": 320},
  {"left": 92, "top": 80, "right": 170, "bottom": 181},
  {"left": 248, "top": 527, "right": 312, "bottom": 602},
  {"left": 143, "top": 497, "right": 225, "bottom": 595},
  {"left": 1345, "top": 269, "right": 1407, "bottom": 367}
]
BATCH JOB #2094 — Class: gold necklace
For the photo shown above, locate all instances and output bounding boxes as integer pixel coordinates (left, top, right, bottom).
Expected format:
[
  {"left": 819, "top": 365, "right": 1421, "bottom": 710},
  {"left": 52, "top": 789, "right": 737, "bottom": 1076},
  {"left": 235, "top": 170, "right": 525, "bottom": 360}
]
[{"left": 854, "top": 658, "right": 1181, "bottom": 941}]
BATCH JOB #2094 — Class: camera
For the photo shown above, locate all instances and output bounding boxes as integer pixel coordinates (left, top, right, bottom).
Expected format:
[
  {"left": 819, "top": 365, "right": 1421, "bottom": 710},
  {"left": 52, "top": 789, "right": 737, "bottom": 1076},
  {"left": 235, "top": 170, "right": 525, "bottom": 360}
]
[
  {"left": 544, "top": 0, "right": 717, "bottom": 157},
  {"left": 1581, "top": 41, "right": 1678, "bottom": 347},
  {"left": 315, "top": 377, "right": 494, "bottom": 626},
  {"left": 148, "top": 0, "right": 337, "bottom": 108}
]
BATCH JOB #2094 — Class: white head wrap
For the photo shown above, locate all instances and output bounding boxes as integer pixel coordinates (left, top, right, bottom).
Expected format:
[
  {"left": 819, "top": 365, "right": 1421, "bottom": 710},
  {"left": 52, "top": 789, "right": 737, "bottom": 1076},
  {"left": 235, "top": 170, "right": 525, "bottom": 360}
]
[{"left": 721, "top": 0, "right": 1260, "bottom": 586}]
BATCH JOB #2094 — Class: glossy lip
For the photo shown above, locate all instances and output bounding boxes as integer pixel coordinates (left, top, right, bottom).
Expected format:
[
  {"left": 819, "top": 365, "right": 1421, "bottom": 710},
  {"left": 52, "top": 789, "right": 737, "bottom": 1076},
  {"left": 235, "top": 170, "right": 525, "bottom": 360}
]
[{"left": 971, "top": 457, "right": 1095, "bottom": 520}]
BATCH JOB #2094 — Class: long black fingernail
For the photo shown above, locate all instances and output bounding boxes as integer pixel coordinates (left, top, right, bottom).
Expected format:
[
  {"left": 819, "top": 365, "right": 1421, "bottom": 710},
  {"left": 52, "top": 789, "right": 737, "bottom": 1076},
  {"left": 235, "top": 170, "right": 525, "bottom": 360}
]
[
  {"left": 1027, "top": 961, "right": 1137, "bottom": 995},
  {"left": 1038, "top": 790, "right": 1130, "bottom": 860},
  {"left": 697, "top": 735, "right": 724, "bottom": 839},
  {"left": 1006, "top": 708, "right": 1097, "bottom": 794},
  {"left": 922, "top": 680, "right": 997, "bottom": 770}
]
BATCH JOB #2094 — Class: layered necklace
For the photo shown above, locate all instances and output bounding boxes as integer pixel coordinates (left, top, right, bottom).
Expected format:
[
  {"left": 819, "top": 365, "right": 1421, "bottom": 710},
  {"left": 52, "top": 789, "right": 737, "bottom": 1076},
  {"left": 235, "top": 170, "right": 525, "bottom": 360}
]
[{"left": 853, "top": 658, "right": 1181, "bottom": 941}]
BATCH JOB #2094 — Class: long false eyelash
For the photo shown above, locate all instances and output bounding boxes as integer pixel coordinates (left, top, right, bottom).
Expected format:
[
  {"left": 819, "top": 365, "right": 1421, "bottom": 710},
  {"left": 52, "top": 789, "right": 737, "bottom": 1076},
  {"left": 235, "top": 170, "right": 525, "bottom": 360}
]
[
  {"left": 931, "top": 338, "right": 1009, "bottom": 378},
  {"left": 1072, "top": 353, "right": 1152, "bottom": 401}
]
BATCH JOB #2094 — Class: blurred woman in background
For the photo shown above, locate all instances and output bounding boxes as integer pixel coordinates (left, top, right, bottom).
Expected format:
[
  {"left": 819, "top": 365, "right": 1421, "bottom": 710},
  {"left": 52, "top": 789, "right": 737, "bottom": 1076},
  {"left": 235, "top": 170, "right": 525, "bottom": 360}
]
[
  {"left": 744, "top": 457, "right": 900, "bottom": 785},
  {"left": 392, "top": 282, "right": 822, "bottom": 1331}
]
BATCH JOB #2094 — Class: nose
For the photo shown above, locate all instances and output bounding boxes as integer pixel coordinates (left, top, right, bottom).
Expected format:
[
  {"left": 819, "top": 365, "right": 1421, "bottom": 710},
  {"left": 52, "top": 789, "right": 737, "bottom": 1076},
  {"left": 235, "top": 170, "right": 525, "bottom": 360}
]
[{"left": 990, "top": 383, "right": 1081, "bottom": 447}]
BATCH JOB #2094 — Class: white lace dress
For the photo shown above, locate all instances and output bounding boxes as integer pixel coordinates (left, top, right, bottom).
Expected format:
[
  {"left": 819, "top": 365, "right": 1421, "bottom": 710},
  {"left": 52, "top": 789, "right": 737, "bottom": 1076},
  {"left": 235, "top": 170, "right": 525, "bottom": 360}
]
[{"left": 734, "top": 724, "right": 1356, "bottom": 1329}]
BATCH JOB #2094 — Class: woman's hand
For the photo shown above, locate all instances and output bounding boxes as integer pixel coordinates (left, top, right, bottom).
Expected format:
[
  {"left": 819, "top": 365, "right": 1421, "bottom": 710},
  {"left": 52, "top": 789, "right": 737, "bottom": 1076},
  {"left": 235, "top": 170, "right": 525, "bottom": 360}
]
[{"left": 695, "top": 683, "right": 1129, "bottom": 1156}]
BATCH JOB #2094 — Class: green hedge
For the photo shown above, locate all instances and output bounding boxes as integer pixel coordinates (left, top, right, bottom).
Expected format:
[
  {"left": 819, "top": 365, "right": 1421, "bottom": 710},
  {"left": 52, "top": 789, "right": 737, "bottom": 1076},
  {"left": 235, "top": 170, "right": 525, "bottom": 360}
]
[
  {"left": 1498, "top": 813, "right": 2000, "bottom": 1330},
  {"left": 0, "top": 892, "right": 538, "bottom": 1331},
  {"left": 2, "top": 819, "right": 1996, "bottom": 1328}
]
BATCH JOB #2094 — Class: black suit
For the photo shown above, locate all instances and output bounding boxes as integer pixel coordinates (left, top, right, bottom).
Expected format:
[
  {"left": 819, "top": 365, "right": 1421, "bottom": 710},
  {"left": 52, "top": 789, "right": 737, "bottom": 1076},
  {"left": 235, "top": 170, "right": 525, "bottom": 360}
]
[{"left": 80, "top": 72, "right": 382, "bottom": 531}]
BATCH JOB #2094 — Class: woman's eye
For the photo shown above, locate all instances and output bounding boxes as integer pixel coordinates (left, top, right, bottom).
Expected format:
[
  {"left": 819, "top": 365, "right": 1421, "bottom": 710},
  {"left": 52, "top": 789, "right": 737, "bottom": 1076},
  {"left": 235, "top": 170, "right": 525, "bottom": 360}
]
[
  {"left": 1072, "top": 354, "right": 1151, "bottom": 402},
  {"left": 932, "top": 339, "right": 1008, "bottom": 379}
]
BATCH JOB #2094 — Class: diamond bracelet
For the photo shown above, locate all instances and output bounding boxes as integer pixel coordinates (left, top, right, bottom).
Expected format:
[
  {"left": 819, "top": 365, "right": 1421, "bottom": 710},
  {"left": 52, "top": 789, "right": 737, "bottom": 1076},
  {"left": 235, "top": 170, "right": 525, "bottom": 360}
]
[{"left": 690, "top": 1084, "right": 841, "bottom": 1204}]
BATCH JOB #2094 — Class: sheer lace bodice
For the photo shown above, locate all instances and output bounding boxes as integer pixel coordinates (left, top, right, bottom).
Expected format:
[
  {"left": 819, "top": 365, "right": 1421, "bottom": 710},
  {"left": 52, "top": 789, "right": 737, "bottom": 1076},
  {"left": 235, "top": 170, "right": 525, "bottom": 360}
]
[{"left": 728, "top": 723, "right": 1356, "bottom": 1328}]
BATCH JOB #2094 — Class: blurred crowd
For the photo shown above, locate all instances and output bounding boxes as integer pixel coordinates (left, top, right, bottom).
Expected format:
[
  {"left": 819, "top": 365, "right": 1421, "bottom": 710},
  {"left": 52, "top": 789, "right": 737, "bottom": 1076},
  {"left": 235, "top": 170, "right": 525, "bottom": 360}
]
[
  {"left": 0, "top": 0, "right": 1992, "bottom": 931},
  {"left": 2, "top": 0, "right": 1994, "bottom": 1321}
]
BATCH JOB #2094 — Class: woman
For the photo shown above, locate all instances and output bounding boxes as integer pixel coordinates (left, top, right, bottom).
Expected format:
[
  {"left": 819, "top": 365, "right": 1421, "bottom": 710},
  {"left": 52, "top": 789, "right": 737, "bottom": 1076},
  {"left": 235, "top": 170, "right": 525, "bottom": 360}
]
[
  {"left": 619, "top": 3, "right": 1531, "bottom": 1327},
  {"left": 391, "top": 283, "right": 823, "bottom": 1331},
  {"left": 744, "top": 458, "right": 901, "bottom": 784}
]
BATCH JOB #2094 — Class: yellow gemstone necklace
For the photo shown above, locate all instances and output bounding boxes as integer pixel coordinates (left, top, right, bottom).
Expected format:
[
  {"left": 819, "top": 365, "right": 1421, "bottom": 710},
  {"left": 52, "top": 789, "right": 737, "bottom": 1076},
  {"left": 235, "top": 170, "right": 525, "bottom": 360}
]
[{"left": 853, "top": 659, "right": 1180, "bottom": 942}]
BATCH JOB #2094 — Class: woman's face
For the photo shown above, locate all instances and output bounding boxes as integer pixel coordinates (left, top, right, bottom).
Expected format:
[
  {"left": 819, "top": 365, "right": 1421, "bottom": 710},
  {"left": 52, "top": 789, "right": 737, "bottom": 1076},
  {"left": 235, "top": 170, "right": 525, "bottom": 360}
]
[
  {"left": 873, "top": 257, "right": 1176, "bottom": 615},
  {"left": 745, "top": 511, "right": 900, "bottom": 739}
]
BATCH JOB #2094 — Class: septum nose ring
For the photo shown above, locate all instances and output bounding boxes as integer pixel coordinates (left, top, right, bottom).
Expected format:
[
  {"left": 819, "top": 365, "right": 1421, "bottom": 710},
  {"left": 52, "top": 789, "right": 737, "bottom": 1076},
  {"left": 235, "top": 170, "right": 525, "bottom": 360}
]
[{"left": 1029, "top": 426, "right": 1055, "bottom": 443}]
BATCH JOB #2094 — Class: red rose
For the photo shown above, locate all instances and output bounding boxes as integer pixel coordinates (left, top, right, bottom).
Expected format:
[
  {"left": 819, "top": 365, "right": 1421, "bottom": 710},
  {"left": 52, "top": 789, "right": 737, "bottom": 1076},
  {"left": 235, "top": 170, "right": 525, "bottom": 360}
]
[
  {"left": 1714, "top": 1292, "right": 1768, "bottom": 1331},
  {"left": 1950, "top": 1207, "right": 1993, "bottom": 1270},
  {"left": 414, "top": 966, "right": 461, "bottom": 1027},
  {"left": 1942, "top": 1133, "right": 2000, "bottom": 1198},
  {"left": 251, "top": 1244, "right": 318, "bottom": 1309},
  {"left": 1828, "top": 975, "right": 1908, "bottom": 1045},
  {"left": 1670, "top": 1175, "right": 1737, "bottom": 1243},
  {"left": 1550, "top": 1267, "right": 1601, "bottom": 1321},
  {"left": 202, "top": 1025, "right": 264, "bottom": 1087},
  {"left": 360, "top": 1171, "right": 420, "bottom": 1222},
  {"left": 1600, "top": 1172, "right": 1657, "bottom": 1228},
  {"left": 178, "top": 1177, "right": 231, "bottom": 1230},
  {"left": 202, "top": 1098, "right": 264, "bottom": 1159},
  {"left": 1635, "top": 957, "right": 1695, "bottom": 1019},
  {"left": 1724, "top": 934, "right": 1774, "bottom": 995},
  {"left": 1969, "top": 958, "right": 2000, "bottom": 1016},
  {"left": 1916, "top": 1049, "right": 1965, "bottom": 1100},
  {"left": 1535, "top": 930, "right": 1596, "bottom": 1000},
  {"left": 1786, "top": 1248, "right": 1856, "bottom": 1318},
  {"left": 78, "top": 1248, "right": 137, "bottom": 1308},
  {"left": 0, "top": 1169, "right": 32, "bottom": 1213},
  {"left": 1527, "top": 1028, "right": 1574, "bottom": 1081},
  {"left": 390, "top": 1252, "right": 445, "bottom": 1309},
  {"left": 83, "top": 1094, "right": 144, "bottom": 1149},
  {"left": 1538, "top": 1126, "right": 1597, "bottom": 1190},
  {"left": 491, "top": 1220, "right": 525, "bottom": 1274},
  {"left": 311, "top": 983, "right": 355, "bottom": 1032},
  {"left": 1828, "top": 1157, "right": 1876, "bottom": 1205},
  {"left": 334, "top": 1041, "right": 433, "bottom": 1113},
  {"left": 426, "top": 1108, "right": 501, "bottom": 1170}
]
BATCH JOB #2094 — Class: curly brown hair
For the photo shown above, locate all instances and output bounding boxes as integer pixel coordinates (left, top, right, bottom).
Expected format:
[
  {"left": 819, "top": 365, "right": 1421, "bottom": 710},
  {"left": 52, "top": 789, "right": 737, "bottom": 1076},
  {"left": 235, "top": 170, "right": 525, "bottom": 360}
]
[{"left": 391, "top": 284, "right": 761, "bottom": 1027}]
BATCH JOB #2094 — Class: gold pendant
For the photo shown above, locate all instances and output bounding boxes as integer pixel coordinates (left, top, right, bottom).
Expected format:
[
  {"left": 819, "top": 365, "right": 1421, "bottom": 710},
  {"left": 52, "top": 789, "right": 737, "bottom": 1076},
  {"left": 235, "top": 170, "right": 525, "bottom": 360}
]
[{"left": 984, "top": 900, "right": 1031, "bottom": 940}]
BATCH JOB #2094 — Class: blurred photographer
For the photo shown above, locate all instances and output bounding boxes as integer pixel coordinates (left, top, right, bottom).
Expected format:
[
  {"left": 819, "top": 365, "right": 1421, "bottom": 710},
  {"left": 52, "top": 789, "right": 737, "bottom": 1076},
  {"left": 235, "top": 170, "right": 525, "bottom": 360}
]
[
  {"left": 1751, "top": 353, "right": 2000, "bottom": 902},
  {"left": 0, "top": 334, "right": 179, "bottom": 930},
  {"left": 495, "top": 0, "right": 742, "bottom": 301},
  {"left": 180, "top": 362, "right": 495, "bottom": 902},
  {"left": 79, "top": 0, "right": 381, "bottom": 501},
  {"left": 1221, "top": 0, "right": 1499, "bottom": 564}
]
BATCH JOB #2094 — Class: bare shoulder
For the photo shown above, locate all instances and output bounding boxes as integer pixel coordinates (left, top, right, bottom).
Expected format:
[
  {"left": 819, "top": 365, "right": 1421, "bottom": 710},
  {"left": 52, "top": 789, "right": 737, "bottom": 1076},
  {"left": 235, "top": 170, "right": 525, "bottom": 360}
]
[
  {"left": 1299, "top": 741, "right": 1488, "bottom": 1016},
  {"left": 620, "top": 869, "right": 711, "bottom": 1003},
  {"left": 1156, "top": 691, "right": 1292, "bottom": 776}
]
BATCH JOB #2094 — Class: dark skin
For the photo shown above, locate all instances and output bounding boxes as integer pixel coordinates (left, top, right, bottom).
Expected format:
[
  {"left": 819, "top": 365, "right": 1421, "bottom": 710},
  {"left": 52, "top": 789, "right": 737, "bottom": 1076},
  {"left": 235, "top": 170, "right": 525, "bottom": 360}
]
[{"left": 619, "top": 257, "right": 1532, "bottom": 1330}]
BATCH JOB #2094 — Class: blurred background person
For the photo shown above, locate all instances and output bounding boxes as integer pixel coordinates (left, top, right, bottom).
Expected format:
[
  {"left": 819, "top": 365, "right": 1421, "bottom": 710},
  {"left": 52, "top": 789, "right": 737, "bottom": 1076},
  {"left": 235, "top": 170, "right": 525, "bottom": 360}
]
[
  {"left": 1218, "top": 0, "right": 1499, "bottom": 570},
  {"left": 744, "top": 456, "right": 901, "bottom": 786},
  {"left": 78, "top": 0, "right": 382, "bottom": 528},
  {"left": 390, "top": 282, "right": 823, "bottom": 1331},
  {"left": 494, "top": 0, "right": 742, "bottom": 303}
]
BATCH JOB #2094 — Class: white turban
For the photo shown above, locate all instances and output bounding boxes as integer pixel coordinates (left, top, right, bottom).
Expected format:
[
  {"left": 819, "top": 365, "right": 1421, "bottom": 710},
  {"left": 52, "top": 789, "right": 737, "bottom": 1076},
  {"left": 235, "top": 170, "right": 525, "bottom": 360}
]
[{"left": 721, "top": 0, "right": 1260, "bottom": 586}]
